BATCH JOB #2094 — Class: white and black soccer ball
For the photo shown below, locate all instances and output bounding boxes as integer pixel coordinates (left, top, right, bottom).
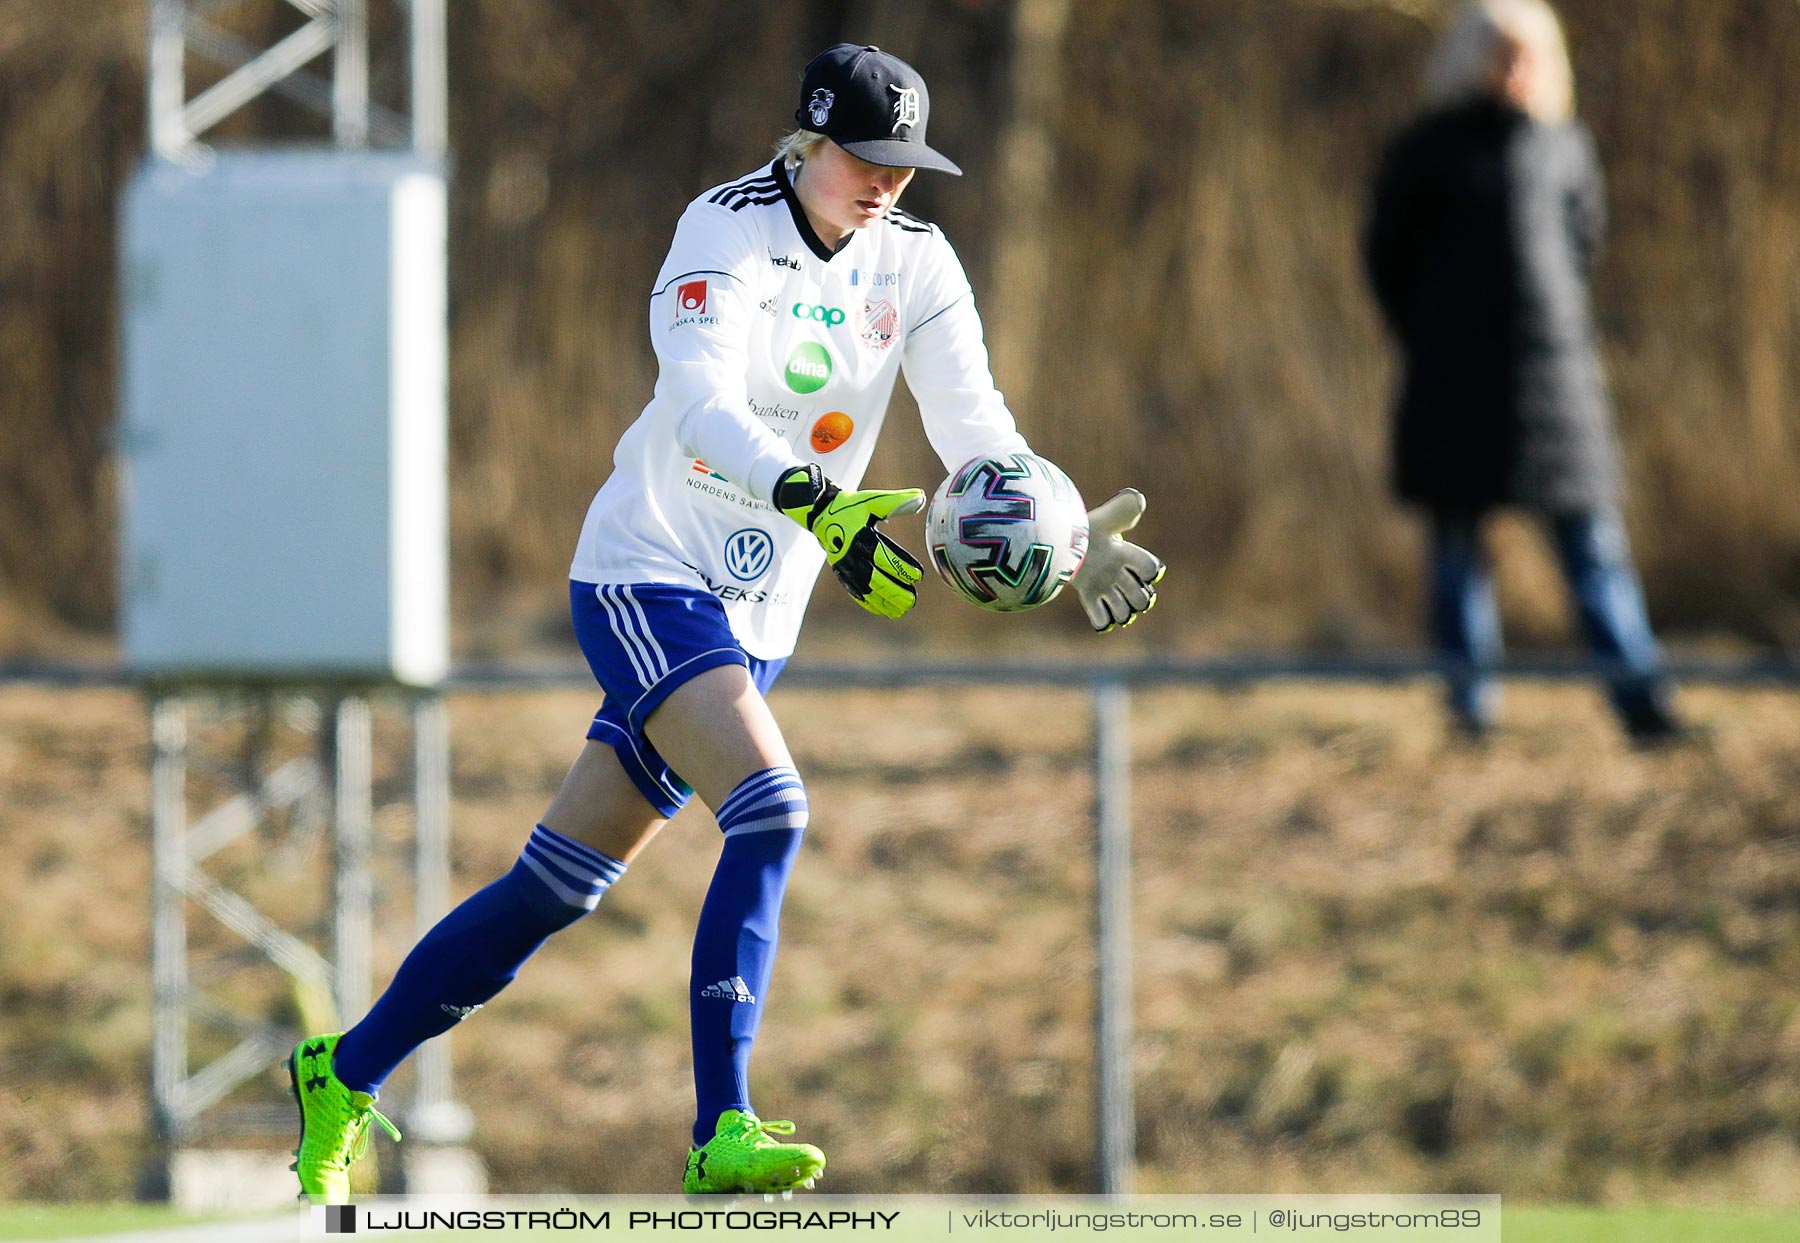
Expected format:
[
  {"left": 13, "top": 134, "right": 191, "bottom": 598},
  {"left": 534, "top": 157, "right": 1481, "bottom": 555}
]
[{"left": 926, "top": 454, "right": 1089, "bottom": 612}]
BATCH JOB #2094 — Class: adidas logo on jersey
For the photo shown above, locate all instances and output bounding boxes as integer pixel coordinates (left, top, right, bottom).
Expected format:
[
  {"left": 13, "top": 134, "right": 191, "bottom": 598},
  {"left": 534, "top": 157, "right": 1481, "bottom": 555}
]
[
  {"left": 439, "top": 1003, "right": 484, "bottom": 1022},
  {"left": 700, "top": 976, "right": 756, "bottom": 1004}
]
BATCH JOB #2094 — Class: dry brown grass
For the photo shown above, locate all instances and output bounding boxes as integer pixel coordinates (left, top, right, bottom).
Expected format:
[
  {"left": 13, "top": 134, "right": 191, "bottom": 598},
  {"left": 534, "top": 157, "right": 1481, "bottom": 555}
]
[
  {"left": 0, "top": 1, "right": 1796, "bottom": 654},
  {"left": 3, "top": 679, "right": 1799, "bottom": 1202}
]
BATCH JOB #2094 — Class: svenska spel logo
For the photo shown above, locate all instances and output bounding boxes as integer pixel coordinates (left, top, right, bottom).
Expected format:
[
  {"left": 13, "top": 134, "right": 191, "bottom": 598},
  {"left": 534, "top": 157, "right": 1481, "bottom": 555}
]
[
  {"left": 675, "top": 279, "right": 708, "bottom": 315},
  {"left": 723, "top": 528, "right": 774, "bottom": 582},
  {"left": 785, "top": 342, "right": 832, "bottom": 394}
]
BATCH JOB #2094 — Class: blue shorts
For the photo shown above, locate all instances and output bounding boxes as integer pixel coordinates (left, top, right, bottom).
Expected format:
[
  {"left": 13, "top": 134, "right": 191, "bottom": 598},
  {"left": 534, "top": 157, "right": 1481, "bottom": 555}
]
[{"left": 571, "top": 581, "right": 786, "bottom": 818}]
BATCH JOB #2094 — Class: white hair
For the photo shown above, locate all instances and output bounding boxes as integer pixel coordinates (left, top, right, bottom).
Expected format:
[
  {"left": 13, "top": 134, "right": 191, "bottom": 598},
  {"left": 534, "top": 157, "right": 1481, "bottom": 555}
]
[
  {"left": 774, "top": 129, "right": 829, "bottom": 172},
  {"left": 1425, "top": 0, "right": 1575, "bottom": 123}
]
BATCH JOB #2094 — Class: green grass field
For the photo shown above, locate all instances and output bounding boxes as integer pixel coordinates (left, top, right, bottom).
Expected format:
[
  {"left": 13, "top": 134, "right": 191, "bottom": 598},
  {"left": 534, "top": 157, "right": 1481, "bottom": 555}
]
[
  {"left": 1506, "top": 1206, "right": 1800, "bottom": 1241},
  {"left": 0, "top": 1204, "right": 231, "bottom": 1240}
]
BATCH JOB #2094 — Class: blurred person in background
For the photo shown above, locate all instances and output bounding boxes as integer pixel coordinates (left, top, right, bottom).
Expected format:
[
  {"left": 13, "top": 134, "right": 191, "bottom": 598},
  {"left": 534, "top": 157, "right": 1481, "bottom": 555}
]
[
  {"left": 1364, "top": 0, "right": 1684, "bottom": 744},
  {"left": 284, "top": 44, "right": 1164, "bottom": 1203}
]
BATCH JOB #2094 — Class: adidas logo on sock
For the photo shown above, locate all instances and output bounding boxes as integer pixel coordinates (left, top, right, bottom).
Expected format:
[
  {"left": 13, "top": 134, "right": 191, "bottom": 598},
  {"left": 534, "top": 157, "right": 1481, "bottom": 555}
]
[
  {"left": 439, "top": 1003, "right": 484, "bottom": 1021},
  {"left": 700, "top": 976, "right": 756, "bottom": 1004}
]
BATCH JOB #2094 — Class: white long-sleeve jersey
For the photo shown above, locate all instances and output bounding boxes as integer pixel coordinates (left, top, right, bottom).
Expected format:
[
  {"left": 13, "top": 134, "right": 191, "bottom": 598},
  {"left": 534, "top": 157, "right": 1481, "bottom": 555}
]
[{"left": 569, "top": 159, "right": 1030, "bottom": 658}]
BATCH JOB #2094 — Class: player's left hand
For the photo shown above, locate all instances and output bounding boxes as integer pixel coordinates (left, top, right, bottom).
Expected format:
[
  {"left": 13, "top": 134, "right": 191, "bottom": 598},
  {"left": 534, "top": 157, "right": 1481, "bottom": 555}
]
[{"left": 1074, "top": 488, "right": 1166, "bottom": 633}]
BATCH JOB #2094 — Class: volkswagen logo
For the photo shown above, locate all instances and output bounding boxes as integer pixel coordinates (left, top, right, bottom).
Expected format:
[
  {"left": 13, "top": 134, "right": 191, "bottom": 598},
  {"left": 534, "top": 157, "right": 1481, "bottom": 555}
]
[{"left": 724, "top": 528, "right": 775, "bottom": 582}]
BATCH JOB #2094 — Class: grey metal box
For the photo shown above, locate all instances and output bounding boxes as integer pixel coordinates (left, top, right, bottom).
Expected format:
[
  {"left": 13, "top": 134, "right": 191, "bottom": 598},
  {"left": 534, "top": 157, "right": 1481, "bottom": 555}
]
[{"left": 120, "top": 152, "right": 448, "bottom": 684}]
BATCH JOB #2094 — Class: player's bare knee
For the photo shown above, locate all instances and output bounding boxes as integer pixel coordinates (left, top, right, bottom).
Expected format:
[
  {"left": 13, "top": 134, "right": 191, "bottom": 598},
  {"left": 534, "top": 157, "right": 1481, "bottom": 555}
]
[{"left": 541, "top": 740, "right": 666, "bottom": 861}]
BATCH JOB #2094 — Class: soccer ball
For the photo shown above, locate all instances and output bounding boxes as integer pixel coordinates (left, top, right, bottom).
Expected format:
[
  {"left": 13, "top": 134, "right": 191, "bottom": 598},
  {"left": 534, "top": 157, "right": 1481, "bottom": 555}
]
[{"left": 926, "top": 453, "right": 1089, "bottom": 612}]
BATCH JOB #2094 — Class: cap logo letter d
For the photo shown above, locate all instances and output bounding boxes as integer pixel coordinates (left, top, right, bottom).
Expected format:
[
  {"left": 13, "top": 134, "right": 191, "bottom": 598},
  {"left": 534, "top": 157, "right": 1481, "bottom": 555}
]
[{"left": 889, "top": 84, "right": 919, "bottom": 132}]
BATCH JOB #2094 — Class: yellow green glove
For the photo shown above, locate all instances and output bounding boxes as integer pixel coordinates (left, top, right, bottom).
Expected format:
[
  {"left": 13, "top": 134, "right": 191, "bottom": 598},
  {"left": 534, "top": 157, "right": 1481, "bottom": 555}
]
[{"left": 774, "top": 464, "right": 925, "bottom": 619}]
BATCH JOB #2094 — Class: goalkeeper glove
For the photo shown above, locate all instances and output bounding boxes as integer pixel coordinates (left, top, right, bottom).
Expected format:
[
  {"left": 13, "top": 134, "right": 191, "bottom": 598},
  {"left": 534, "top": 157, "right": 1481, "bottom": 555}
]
[
  {"left": 774, "top": 464, "right": 926, "bottom": 619},
  {"left": 1074, "top": 488, "right": 1167, "bottom": 633}
]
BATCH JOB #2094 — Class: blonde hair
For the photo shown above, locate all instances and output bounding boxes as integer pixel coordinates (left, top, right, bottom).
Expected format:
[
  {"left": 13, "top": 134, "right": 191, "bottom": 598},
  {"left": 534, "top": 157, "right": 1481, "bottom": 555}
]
[
  {"left": 774, "top": 129, "right": 829, "bottom": 172},
  {"left": 1425, "top": 0, "right": 1575, "bottom": 123}
]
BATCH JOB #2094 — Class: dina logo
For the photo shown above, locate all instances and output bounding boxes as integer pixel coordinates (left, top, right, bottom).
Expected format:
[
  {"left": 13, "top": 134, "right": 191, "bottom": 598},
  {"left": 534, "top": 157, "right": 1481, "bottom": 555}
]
[
  {"left": 724, "top": 528, "right": 774, "bottom": 582},
  {"left": 807, "top": 88, "right": 835, "bottom": 127},
  {"left": 784, "top": 342, "right": 832, "bottom": 393},
  {"left": 889, "top": 84, "right": 920, "bottom": 132}
]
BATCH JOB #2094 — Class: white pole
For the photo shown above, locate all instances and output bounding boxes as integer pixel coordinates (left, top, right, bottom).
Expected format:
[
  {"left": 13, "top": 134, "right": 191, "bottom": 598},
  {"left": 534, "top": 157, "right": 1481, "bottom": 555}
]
[
  {"left": 147, "top": 0, "right": 188, "bottom": 159},
  {"left": 1092, "top": 680, "right": 1136, "bottom": 1195},
  {"left": 333, "top": 0, "right": 370, "bottom": 147},
  {"left": 333, "top": 697, "right": 374, "bottom": 1027},
  {"left": 150, "top": 696, "right": 190, "bottom": 1140},
  {"left": 409, "top": 694, "right": 474, "bottom": 1142},
  {"left": 409, "top": 0, "right": 448, "bottom": 160}
]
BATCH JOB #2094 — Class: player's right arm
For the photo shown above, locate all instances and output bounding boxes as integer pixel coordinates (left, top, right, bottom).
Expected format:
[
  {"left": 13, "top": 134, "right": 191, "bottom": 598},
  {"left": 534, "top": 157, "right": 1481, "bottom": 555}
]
[
  {"left": 901, "top": 227, "right": 1164, "bottom": 632},
  {"left": 898, "top": 229, "right": 1031, "bottom": 470},
  {"left": 649, "top": 203, "right": 805, "bottom": 503}
]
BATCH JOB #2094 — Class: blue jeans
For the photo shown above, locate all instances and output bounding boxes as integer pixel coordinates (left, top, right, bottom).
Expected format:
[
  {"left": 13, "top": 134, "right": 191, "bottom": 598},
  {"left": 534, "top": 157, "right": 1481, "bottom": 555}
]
[{"left": 1430, "top": 507, "right": 1670, "bottom": 728}]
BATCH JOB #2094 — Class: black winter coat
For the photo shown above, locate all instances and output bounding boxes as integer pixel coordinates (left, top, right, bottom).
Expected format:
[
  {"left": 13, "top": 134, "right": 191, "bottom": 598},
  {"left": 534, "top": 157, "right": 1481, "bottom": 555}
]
[{"left": 1365, "top": 97, "right": 1621, "bottom": 513}]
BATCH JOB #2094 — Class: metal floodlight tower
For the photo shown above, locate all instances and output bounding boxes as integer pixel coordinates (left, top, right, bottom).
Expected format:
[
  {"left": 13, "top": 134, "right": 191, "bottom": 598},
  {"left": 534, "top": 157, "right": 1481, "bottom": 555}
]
[
  {"left": 147, "top": 0, "right": 445, "bottom": 162},
  {"left": 132, "top": 1, "right": 473, "bottom": 1210}
]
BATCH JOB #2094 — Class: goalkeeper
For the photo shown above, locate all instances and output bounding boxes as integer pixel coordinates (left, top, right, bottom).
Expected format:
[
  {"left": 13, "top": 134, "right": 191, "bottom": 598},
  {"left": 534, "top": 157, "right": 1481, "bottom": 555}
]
[{"left": 288, "top": 43, "right": 1164, "bottom": 1203}]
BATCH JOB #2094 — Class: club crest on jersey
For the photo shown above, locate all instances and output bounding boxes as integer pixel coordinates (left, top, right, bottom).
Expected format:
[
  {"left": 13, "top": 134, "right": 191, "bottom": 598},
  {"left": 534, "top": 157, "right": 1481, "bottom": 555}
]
[
  {"left": 724, "top": 528, "right": 775, "bottom": 582},
  {"left": 889, "top": 84, "right": 920, "bottom": 132},
  {"left": 808, "top": 88, "right": 835, "bottom": 127},
  {"left": 859, "top": 298, "right": 898, "bottom": 351}
]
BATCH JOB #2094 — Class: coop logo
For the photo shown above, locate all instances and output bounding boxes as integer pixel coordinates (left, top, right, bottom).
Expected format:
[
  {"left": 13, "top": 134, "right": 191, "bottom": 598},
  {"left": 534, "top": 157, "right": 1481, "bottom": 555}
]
[
  {"left": 785, "top": 342, "right": 832, "bottom": 393},
  {"left": 723, "top": 528, "right": 774, "bottom": 582},
  {"left": 792, "top": 301, "right": 846, "bottom": 326},
  {"left": 439, "top": 1003, "right": 483, "bottom": 1022},
  {"left": 324, "top": 1204, "right": 357, "bottom": 1233}
]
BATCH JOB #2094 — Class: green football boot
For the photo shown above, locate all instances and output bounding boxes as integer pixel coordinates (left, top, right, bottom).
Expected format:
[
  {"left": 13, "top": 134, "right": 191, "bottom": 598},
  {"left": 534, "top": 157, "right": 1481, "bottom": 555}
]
[
  {"left": 286, "top": 1032, "right": 401, "bottom": 1204},
  {"left": 683, "top": 1109, "right": 826, "bottom": 1195}
]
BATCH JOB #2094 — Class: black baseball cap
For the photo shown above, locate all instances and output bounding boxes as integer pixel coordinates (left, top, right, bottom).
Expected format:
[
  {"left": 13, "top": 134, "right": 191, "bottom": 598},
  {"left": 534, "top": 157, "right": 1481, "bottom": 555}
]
[{"left": 793, "top": 44, "right": 962, "bottom": 175}]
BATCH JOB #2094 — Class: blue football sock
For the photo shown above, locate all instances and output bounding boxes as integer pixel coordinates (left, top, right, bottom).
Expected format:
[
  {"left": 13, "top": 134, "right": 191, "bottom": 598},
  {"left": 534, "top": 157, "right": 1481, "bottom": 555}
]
[
  {"left": 690, "top": 765, "right": 808, "bottom": 1146},
  {"left": 333, "top": 825, "right": 626, "bottom": 1096}
]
